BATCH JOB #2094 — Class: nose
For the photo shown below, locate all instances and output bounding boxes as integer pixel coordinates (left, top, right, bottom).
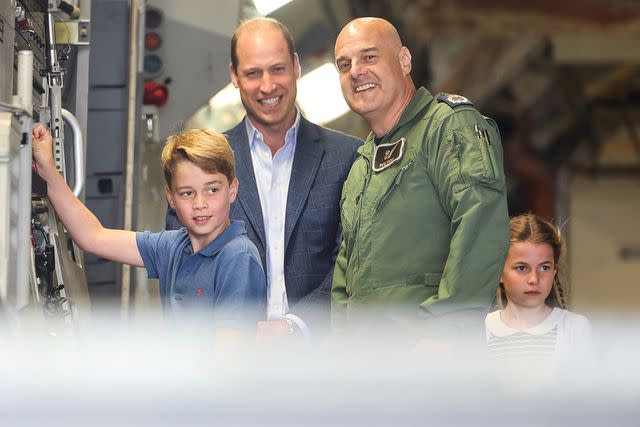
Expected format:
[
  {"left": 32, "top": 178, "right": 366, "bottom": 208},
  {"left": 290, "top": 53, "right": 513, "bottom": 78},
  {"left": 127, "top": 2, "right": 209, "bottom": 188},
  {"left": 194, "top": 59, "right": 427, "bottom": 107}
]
[
  {"left": 350, "top": 60, "right": 364, "bottom": 79},
  {"left": 260, "top": 72, "right": 276, "bottom": 93},
  {"left": 528, "top": 270, "right": 539, "bottom": 286},
  {"left": 193, "top": 192, "right": 207, "bottom": 210}
]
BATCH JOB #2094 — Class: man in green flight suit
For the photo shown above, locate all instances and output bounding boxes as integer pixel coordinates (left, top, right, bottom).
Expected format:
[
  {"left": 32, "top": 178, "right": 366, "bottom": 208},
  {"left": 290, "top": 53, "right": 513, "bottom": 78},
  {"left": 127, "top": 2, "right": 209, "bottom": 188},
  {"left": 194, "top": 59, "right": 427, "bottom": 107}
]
[{"left": 332, "top": 17, "right": 510, "bottom": 338}]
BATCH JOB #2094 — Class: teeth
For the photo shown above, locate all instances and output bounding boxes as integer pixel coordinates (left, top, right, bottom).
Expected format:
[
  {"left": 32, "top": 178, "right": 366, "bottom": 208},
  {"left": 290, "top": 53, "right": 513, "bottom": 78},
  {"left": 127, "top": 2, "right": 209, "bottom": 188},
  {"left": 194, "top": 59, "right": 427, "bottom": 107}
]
[
  {"left": 355, "top": 83, "right": 375, "bottom": 92},
  {"left": 194, "top": 216, "right": 208, "bottom": 220},
  {"left": 261, "top": 97, "right": 279, "bottom": 105}
]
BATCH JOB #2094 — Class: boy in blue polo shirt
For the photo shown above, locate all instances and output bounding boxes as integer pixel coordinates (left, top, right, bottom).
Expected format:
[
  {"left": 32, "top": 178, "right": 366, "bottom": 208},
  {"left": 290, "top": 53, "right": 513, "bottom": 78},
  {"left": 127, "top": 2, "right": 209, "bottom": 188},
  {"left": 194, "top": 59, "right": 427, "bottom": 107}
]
[{"left": 32, "top": 124, "right": 266, "bottom": 333}]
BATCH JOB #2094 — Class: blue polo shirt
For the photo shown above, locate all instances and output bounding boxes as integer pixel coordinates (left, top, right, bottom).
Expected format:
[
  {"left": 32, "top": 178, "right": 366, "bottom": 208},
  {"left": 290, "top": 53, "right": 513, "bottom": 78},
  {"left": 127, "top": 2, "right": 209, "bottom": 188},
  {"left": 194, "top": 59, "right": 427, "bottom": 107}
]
[{"left": 136, "top": 220, "right": 266, "bottom": 326}]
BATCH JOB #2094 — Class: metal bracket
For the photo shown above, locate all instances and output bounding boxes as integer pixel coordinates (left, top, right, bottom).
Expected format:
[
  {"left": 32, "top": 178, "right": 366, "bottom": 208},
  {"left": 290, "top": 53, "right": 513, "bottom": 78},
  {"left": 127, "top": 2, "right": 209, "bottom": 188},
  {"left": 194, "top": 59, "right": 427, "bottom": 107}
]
[{"left": 55, "top": 20, "right": 90, "bottom": 45}]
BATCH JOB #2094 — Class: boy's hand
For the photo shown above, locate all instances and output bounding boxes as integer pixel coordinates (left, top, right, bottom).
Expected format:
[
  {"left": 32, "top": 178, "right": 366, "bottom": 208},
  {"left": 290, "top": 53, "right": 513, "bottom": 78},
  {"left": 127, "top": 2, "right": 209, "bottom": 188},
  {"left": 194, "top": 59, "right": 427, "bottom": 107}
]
[{"left": 32, "top": 124, "right": 55, "bottom": 177}]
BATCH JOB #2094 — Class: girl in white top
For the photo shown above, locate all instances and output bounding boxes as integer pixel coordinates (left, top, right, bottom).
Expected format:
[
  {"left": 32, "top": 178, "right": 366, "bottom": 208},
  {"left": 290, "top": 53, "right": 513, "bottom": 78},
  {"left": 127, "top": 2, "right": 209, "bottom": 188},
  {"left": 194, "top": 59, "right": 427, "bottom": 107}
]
[{"left": 485, "top": 214, "right": 595, "bottom": 380}]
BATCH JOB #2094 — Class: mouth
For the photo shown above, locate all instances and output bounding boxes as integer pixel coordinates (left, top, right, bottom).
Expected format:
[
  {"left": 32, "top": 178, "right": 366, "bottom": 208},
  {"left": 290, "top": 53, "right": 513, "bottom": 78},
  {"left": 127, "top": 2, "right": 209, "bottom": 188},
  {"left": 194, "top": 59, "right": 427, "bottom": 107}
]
[
  {"left": 354, "top": 83, "right": 376, "bottom": 93},
  {"left": 524, "top": 291, "right": 541, "bottom": 296},
  {"left": 193, "top": 215, "right": 211, "bottom": 224},
  {"left": 259, "top": 96, "right": 281, "bottom": 106}
]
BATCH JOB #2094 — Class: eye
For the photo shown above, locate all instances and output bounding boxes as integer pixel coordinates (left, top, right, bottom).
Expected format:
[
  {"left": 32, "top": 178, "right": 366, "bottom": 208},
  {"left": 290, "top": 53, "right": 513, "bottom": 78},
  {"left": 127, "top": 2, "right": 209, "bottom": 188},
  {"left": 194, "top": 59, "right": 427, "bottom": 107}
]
[
  {"left": 514, "top": 265, "right": 527, "bottom": 272},
  {"left": 272, "top": 65, "right": 286, "bottom": 73},
  {"left": 245, "top": 70, "right": 260, "bottom": 78},
  {"left": 336, "top": 61, "right": 351, "bottom": 72},
  {"left": 363, "top": 54, "right": 377, "bottom": 63},
  {"left": 541, "top": 264, "right": 553, "bottom": 271},
  {"left": 208, "top": 187, "right": 219, "bottom": 194},
  {"left": 179, "top": 190, "right": 192, "bottom": 198}
]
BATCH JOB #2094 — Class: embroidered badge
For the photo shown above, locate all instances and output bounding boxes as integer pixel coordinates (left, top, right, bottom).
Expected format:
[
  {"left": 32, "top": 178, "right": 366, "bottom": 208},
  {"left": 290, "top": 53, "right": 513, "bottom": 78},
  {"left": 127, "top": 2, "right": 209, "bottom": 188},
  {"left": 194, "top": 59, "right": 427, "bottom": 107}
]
[
  {"left": 197, "top": 288, "right": 203, "bottom": 297},
  {"left": 373, "top": 138, "right": 405, "bottom": 172},
  {"left": 437, "top": 93, "right": 473, "bottom": 108},
  {"left": 474, "top": 123, "right": 491, "bottom": 146}
]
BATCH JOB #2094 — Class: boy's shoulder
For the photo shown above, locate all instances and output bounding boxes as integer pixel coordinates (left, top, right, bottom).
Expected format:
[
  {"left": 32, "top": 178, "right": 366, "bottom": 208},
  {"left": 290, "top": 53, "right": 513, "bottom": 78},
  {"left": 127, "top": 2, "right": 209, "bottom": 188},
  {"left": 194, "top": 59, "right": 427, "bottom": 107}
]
[
  {"left": 218, "top": 231, "right": 260, "bottom": 260},
  {"left": 212, "top": 221, "right": 260, "bottom": 261}
]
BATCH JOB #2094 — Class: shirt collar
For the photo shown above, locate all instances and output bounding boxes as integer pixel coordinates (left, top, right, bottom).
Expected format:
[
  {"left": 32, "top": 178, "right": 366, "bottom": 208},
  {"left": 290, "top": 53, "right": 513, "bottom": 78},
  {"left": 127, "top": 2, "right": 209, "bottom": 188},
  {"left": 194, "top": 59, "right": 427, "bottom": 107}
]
[
  {"left": 183, "top": 220, "right": 247, "bottom": 257},
  {"left": 244, "top": 109, "right": 301, "bottom": 149},
  {"left": 360, "top": 86, "right": 434, "bottom": 153},
  {"left": 489, "top": 307, "right": 563, "bottom": 336}
]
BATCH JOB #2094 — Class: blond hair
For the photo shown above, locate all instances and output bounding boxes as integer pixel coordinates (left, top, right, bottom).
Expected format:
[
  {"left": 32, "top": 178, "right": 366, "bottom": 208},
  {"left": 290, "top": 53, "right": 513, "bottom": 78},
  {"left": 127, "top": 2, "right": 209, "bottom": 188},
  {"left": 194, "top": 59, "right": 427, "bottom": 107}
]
[
  {"left": 496, "top": 213, "right": 567, "bottom": 309},
  {"left": 161, "top": 128, "right": 235, "bottom": 187}
]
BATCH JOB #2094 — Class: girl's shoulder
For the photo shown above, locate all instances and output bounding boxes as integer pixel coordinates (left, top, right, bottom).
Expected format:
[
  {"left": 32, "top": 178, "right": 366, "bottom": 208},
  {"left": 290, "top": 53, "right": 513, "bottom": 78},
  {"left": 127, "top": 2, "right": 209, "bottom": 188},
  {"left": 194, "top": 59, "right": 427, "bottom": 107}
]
[
  {"left": 485, "top": 310, "right": 516, "bottom": 337},
  {"left": 552, "top": 308, "right": 592, "bottom": 331}
]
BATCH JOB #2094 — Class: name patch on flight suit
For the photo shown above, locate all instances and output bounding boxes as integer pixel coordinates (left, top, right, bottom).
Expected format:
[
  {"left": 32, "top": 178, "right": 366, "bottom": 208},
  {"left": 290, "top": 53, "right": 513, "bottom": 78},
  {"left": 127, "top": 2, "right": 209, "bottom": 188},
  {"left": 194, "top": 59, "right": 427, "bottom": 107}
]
[{"left": 373, "top": 138, "right": 405, "bottom": 172}]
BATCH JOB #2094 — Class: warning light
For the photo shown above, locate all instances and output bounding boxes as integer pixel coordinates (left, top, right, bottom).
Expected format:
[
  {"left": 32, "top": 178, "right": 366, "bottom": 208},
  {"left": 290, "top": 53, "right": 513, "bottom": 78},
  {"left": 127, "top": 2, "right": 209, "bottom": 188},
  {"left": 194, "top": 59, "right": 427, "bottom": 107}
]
[
  {"left": 143, "top": 81, "right": 169, "bottom": 107},
  {"left": 144, "top": 32, "right": 162, "bottom": 51},
  {"left": 143, "top": 6, "right": 164, "bottom": 79}
]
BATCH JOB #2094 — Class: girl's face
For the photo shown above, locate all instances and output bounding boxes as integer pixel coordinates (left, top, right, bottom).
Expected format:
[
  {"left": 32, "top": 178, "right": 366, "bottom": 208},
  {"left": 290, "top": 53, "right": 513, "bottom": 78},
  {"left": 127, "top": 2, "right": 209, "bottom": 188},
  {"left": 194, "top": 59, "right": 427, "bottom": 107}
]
[{"left": 500, "top": 241, "right": 557, "bottom": 310}]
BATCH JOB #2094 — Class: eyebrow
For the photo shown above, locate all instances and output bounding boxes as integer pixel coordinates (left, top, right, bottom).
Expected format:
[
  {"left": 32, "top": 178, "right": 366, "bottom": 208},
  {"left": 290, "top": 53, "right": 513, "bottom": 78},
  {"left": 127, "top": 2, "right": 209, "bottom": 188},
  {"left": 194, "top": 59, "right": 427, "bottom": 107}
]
[
  {"left": 336, "top": 47, "right": 379, "bottom": 64},
  {"left": 175, "top": 180, "right": 222, "bottom": 191}
]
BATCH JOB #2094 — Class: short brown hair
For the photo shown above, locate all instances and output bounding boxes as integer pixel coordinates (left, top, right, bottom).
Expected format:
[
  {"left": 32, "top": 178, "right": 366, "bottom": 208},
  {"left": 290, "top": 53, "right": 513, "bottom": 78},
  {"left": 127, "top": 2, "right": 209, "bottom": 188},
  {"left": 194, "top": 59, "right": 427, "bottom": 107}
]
[
  {"left": 496, "top": 213, "right": 567, "bottom": 309},
  {"left": 161, "top": 129, "right": 235, "bottom": 188},
  {"left": 230, "top": 17, "right": 295, "bottom": 71}
]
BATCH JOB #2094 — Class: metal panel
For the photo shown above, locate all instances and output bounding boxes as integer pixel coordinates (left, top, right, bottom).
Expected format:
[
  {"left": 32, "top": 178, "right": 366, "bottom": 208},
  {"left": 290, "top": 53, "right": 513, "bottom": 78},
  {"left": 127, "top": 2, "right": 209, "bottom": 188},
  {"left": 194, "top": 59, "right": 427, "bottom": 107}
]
[
  {"left": 86, "top": 110, "right": 127, "bottom": 173},
  {"left": 0, "top": 1, "right": 16, "bottom": 105},
  {"left": 89, "top": 0, "right": 129, "bottom": 86}
]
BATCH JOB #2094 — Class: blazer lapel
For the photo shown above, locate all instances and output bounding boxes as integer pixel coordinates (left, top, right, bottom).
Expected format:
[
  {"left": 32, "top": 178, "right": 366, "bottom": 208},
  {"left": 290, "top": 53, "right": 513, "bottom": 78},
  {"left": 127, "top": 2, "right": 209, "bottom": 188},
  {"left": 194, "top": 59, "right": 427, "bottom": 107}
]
[
  {"left": 284, "top": 117, "right": 324, "bottom": 252},
  {"left": 228, "top": 121, "right": 267, "bottom": 250}
]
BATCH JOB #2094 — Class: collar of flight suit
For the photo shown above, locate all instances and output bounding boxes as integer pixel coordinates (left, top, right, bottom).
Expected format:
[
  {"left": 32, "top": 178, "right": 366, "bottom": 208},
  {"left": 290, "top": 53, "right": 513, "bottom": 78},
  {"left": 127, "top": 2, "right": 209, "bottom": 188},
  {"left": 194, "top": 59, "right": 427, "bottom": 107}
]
[{"left": 358, "top": 86, "right": 434, "bottom": 159}]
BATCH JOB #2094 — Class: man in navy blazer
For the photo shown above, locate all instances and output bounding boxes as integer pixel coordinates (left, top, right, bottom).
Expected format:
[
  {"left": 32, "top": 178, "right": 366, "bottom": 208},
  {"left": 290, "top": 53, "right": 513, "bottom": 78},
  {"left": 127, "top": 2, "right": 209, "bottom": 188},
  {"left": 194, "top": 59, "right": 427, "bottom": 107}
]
[{"left": 166, "top": 17, "right": 360, "bottom": 337}]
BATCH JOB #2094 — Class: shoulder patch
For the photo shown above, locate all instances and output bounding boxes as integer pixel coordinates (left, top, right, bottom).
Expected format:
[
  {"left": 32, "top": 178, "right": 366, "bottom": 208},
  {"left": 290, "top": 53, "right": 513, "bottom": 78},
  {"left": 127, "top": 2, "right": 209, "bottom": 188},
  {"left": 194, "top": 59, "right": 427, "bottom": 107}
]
[{"left": 437, "top": 93, "right": 473, "bottom": 108}]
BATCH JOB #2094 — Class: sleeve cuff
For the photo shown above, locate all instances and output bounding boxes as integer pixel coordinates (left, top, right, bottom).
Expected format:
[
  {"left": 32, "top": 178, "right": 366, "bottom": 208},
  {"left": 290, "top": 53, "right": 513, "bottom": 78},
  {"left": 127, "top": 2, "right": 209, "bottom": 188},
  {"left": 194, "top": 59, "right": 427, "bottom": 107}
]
[{"left": 284, "top": 312, "right": 311, "bottom": 342}]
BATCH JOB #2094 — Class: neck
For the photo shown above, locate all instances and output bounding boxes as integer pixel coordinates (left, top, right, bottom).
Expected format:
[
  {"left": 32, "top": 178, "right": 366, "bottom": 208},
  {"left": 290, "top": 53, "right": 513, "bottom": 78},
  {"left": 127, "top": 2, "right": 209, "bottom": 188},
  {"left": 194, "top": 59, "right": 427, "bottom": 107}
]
[
  {"left": 501, "top": 303, "right": 553, "bottom": 330},
  {"left": 370, "top": 81, "right": 416, "bottom": 138},
  {"left": 249, "top": 111, "right": 296, "bottom": 156},
  {"left": 190, "top": 219, "right": 230, "bottom": 253}
]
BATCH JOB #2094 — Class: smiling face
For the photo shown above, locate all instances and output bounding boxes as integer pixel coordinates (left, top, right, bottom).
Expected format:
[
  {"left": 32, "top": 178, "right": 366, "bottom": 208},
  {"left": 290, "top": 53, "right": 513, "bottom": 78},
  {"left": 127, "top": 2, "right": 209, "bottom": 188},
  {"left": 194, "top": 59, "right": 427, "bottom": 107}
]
[
  {"left": 501, "top": 241, "right": 557, "bottom": 311},
  {"left": 230, "top": 23, "right": 300, "bottom": 135},
  {"left": 165, "top": 160, "right": 238, "bottom": 252},
  {"left": 334, "top": 18, "right": 413, "bottom": 134}
]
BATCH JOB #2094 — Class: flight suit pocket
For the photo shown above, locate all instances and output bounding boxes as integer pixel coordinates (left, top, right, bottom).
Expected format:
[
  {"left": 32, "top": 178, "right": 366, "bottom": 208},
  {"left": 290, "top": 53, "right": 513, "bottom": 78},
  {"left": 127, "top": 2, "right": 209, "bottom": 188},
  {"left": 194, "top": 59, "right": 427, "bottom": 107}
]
[
  {"left": 452, "top": 127, "right": 503, "bottom": 191},
  {"left": 374, "top": 154, "right": 416, "bottom": 212},
  {"left": 339, "top": 194, "right": 354, "bottom": 233}
]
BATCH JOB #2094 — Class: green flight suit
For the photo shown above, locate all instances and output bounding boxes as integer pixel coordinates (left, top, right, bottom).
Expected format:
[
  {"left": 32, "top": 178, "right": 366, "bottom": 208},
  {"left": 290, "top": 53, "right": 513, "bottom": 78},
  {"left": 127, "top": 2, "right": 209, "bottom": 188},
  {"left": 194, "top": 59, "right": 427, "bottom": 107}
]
[{"left": 331, "top": 87, "right": 510, "bottom": 332}]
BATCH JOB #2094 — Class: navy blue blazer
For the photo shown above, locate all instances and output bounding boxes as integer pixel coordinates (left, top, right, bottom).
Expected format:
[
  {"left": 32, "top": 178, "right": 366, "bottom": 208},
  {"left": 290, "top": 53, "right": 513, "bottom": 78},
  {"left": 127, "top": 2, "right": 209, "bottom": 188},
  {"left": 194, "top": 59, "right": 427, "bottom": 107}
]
[{"left": 166, "top": 116, "right": 361, "bottom": 320}]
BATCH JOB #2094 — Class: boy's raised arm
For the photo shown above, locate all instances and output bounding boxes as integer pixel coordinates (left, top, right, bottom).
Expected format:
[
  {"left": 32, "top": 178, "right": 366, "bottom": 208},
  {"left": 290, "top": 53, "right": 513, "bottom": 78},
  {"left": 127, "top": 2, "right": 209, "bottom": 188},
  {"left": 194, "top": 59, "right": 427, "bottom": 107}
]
[{"left": 32, "top": 124, "right": 144, "bottom": 267}]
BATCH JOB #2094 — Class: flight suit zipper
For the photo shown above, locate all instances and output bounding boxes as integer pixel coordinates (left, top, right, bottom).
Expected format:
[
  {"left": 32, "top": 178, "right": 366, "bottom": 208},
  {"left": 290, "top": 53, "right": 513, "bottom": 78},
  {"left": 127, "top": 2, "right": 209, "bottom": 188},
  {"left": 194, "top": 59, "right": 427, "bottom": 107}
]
[{"left": 354, "top": 155, "right": 371, "bottom": 269}]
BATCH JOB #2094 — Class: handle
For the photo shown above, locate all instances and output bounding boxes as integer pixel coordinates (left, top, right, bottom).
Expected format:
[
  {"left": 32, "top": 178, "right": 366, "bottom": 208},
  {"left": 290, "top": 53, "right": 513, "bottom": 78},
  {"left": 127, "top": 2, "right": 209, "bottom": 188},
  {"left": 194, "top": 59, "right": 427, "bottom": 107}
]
[{"left": 61, "top": 108, "right": 84, "bottom": 197}]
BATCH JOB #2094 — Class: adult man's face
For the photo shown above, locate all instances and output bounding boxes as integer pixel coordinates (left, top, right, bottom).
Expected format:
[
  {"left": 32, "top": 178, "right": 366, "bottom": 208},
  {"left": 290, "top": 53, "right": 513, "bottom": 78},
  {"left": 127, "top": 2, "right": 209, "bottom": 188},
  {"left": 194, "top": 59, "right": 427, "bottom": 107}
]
[
  {"left": 335, "top": 22, "right": 409, "bottom": 122},
  {"left": 230, "top": 26, "right": 300, "bottom": 132}
]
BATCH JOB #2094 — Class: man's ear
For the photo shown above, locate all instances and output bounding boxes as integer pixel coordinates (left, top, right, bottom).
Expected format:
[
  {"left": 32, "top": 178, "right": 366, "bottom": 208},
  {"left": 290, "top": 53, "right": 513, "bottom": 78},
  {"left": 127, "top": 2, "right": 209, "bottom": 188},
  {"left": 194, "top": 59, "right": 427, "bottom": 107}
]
[
  {"left": 293, "top": 53, "right": 301, "bottom": 79},
  {"left": 229, "top": 63, "right": 239, "bottom": 88},
  {"left": 165, "top": 185, "right": 175, "bottom": 209},
  {"left": 399, "top": 46, "right": 412, "bottom": 76}
]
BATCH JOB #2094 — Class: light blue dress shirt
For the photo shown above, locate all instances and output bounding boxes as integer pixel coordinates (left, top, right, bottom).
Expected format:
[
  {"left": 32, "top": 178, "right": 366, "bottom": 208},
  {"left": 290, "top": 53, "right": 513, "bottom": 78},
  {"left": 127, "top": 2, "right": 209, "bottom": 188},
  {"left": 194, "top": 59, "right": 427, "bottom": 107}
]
[{"left": 245, "top": 111, "right": 301, "bottom": 320}]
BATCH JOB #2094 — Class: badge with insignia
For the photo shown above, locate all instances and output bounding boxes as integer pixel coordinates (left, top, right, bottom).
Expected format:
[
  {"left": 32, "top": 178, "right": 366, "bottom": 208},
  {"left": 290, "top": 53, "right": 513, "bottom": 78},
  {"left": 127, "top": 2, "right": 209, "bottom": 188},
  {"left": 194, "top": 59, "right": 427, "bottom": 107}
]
[
  {"left": 437, "top": 93, "right": 473, "bottom": 108},
  {"left": 373, "top": 138, "right": 405, "bottom": 172},
  {"left": 474, "top": 123, "right": 491, "bottom": 145}
]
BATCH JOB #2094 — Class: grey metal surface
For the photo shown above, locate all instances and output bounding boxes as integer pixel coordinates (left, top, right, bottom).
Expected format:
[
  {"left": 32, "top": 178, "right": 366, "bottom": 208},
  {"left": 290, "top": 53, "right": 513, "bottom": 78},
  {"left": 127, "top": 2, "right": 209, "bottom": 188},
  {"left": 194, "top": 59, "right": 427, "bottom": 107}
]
[
  {"left": 0, "top": 0, "right": 16, "bottom": 105},
  {"left": 0, "top": 113, "right": 22, "bottom": 305}
]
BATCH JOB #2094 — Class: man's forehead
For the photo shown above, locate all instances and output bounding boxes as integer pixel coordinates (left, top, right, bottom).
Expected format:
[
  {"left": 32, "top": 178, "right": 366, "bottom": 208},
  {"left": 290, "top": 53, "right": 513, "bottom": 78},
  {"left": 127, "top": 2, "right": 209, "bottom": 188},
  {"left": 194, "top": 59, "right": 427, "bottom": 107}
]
[{"left": 336, "top": 20, "right": 401, "bottom": 53}]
